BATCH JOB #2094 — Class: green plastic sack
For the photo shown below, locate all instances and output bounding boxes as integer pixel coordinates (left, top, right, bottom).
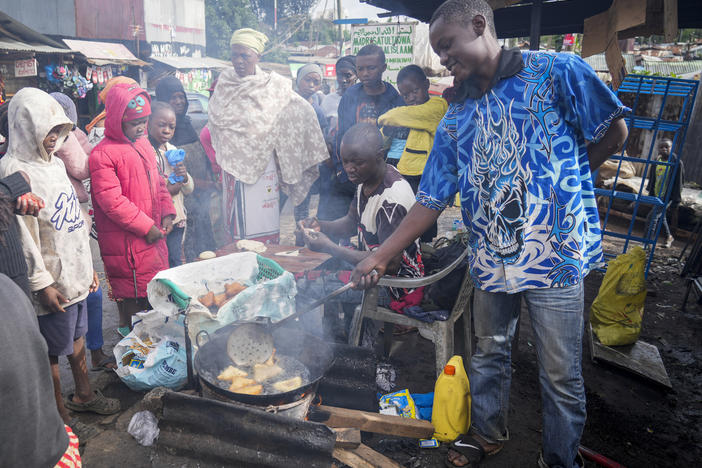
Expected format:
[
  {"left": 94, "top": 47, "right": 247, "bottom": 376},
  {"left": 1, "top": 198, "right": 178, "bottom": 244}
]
[{"left": 590, "top": 247, "right": 647, "bottom": 346}]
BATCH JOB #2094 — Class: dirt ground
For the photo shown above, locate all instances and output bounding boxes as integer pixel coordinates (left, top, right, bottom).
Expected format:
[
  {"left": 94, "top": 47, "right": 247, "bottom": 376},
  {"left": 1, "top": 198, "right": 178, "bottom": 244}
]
[{"left": 76, "top": 199, "right": 702, "bottom": 467}]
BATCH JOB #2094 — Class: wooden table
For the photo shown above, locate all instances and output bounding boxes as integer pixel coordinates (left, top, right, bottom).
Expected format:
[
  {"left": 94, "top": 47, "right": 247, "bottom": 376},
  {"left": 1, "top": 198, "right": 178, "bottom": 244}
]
[{"left": 215, "top": 244, "right": 331, "bottom": 274}]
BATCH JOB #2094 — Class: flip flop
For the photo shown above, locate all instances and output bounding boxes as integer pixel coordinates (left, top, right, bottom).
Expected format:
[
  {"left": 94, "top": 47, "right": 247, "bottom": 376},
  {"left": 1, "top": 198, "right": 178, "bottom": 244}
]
[
  {"left": 117, "top": 326, "right": 130, "bottom": 338},
  {"left": 446, "top": 434, "right": 485, "bottom": 467},
  {"left": 65, "top": 390, "right": 120, "bottom": 415},
  {"left": 91, "top": 356, "right": 117, "bottom": 372},
  {"left": 68, "top": 419, "right": 101, "bottom": 445}
]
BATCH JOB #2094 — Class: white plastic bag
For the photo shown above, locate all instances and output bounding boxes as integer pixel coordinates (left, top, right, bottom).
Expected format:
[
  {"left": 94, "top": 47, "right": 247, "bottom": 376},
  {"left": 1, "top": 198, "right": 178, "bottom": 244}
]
[
  {"left": 146, "top": 252, "right": 297, "bottom": 343},
  {"left": 127, "top": 410, "right": 160, "bottom": 446},
  {"left": 114, "top": 310, "right": 187, "bottom": 391}
]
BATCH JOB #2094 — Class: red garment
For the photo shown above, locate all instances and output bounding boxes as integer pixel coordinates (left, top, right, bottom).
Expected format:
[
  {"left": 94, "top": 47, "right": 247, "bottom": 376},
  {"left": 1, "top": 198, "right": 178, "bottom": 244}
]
[
  {"left": 54, "top": 131, "right": 90, "bottom": 203},
  {"left": 89, "top": 83, "right": 176, "bottom": 299},
  {"left": 199, "top": 125, "right": 222, "bottom": 182},
  {"left": 54, "top": 425, "right": 81, "bottom": 468}
]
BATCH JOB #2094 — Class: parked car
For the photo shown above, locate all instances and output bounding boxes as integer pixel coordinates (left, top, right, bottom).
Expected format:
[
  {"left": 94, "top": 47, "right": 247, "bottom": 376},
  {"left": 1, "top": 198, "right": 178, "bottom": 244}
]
[
  {"left": 146, "top": 89, "right": 209, "bottom": 134},
  {"left": 186, "top": 92, "right": 209, "bottom": 134}
]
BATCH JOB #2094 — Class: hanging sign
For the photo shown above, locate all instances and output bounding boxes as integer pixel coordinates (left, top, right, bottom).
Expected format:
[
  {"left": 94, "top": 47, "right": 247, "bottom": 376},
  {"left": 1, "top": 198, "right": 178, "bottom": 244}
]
[
  {"left": 351, "top": 23, "right": 415, "bottom": 86},
  {"left": 14, "top": 58, "right": 38, "bottom": 78}
]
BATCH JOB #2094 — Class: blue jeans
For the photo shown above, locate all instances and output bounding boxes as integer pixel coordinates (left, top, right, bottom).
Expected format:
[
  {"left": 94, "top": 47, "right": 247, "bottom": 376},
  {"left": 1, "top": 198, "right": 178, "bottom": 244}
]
[
  {"left": 645, "top": 202, "right": 672, "bottom": 241},
  {"left": 470, "top": 283, "right": 585, "bottom": 468},
  {"left": 86, "top": 286, "right": 104, "bottom": 351},
  {"left": 166, "top": 225, "right": 185, "bottom": 267}
]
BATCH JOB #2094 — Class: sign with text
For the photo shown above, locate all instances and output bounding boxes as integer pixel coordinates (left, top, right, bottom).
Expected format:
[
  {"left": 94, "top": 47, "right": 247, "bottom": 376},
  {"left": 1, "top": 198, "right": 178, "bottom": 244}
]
[
  {"left": 14, "top": 58, "right": 37, "bottom": 78},
  {"left": 351, "top": 23, "right": 415, "bottom": 86}
]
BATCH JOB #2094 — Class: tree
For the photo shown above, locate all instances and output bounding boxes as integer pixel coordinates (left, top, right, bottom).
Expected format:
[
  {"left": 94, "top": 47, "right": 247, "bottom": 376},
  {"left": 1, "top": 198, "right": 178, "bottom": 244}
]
[
  {"left": 205, "top": 0, "right": 259, "bottom": 60},
  {"left": 249, "top": 0, "right": 318, "bottom": 25}
]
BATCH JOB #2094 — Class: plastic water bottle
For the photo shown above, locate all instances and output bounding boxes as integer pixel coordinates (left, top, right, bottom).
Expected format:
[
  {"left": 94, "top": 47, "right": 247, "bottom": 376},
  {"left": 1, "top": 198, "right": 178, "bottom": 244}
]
[
  {"left": 452, "top": 219, "right": 461, "bottom": 231},
  {"left": 431, "top": 355, "right": 471, "bottom": 442}
]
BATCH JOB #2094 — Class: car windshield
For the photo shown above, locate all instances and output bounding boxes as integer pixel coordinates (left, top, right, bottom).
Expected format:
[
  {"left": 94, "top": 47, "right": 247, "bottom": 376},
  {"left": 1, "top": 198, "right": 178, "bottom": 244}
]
[{"left": 188, "top": 94, "right": 208, "bottom": 113}]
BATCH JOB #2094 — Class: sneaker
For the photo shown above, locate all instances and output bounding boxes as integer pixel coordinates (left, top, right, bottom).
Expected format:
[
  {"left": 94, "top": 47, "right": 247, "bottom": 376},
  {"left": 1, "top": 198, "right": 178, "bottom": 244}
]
[{"left": 664, "top": 236, "right": 674, "bottom": 248}]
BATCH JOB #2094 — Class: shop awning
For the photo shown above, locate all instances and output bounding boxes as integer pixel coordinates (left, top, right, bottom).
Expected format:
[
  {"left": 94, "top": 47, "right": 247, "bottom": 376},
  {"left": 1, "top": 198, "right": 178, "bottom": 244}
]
[
  {"left": 0, "top": 38, "right": 72, "bottom": 54},
  {"left": 150, "top": 55, "right": 230, "bottom": 70},
  {"left": 63, "top": 39, "right": 148, "bottom": 66}
]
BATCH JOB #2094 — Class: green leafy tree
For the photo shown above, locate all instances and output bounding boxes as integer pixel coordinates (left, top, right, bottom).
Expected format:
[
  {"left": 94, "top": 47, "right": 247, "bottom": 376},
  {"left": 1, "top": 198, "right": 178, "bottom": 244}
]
[
  {"left": 250, "top": 0, "right": 318, "bottom": 24},
  {"left": 206, "top": 0, "right": 259, "bottom": 60}
]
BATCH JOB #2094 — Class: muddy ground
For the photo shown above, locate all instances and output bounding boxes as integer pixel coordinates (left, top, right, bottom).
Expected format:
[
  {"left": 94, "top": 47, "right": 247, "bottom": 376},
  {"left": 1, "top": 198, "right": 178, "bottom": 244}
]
[{"left": 75, "top": 200, "right": 701, "bottom": 467}]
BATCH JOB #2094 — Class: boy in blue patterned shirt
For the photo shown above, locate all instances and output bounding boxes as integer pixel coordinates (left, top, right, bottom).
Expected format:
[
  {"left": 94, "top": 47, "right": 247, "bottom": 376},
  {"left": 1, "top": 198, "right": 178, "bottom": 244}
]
[{"left": 352, "top": 1, "right": 629, "bottom": 467}]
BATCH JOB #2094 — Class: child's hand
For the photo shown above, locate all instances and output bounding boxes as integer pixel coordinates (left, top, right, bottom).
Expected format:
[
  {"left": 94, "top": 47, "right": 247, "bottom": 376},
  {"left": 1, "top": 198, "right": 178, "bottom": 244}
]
[
  {"left": 175, "top": 163, "right": 188, "bottom": 183},
  {"left": 162, "top": 215, "right": 175, "bottom": 236},
  {"left": 38, "top": 285, "right": 69, "bottom": 313},
  {"left": 145, "top": 225, "right": 164, "bottom": 244},
  {"left": 16, "top": 192, "right": 45, "bottom": 216},
  {"left": 89, "top": 271, "right": 100, "bottom": 293}
]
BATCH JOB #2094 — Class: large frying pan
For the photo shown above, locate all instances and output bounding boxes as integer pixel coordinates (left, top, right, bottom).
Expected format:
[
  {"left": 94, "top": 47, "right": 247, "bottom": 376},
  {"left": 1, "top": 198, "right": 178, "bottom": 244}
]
[{"left": 194, "top": 321, "right": 335, "bottom": 406}]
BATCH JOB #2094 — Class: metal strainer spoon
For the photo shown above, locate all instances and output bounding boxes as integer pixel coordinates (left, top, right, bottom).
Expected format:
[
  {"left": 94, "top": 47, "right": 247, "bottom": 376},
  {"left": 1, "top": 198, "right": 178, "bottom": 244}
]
[{"left": 226, "top": 271, "right": 376, "bottom": 366}]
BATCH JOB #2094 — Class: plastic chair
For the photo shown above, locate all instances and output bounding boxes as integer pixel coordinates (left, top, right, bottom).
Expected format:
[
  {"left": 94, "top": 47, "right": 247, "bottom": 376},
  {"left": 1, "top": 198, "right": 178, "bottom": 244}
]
[{"left": 348, "top": 248, "right": 473, "bottom": 376}]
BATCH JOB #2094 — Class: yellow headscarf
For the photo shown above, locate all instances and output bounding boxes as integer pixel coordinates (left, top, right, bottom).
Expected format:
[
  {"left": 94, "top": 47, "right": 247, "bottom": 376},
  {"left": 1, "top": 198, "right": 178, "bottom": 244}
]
[{"left": 229, "top": 28, "right": 268, "bottom": 55}]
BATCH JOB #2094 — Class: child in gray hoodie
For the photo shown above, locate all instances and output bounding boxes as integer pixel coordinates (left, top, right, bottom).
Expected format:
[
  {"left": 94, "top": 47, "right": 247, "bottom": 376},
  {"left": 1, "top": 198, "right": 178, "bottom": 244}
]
[{"left": 0, "top": 88, "right": 119, "bottom": 439}]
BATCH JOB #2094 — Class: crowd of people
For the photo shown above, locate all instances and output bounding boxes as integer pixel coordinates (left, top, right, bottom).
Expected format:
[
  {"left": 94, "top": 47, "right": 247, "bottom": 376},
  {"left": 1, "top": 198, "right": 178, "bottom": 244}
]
[{"left": 0, "top": 0, "right": 637, "bottom": 466}]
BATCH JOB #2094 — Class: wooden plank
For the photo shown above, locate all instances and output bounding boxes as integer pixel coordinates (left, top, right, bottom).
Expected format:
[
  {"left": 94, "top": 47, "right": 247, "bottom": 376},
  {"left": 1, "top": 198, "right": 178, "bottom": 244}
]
[
  {"left": 215, "top": 244, "right": 331, "bottom": 274},
  {"left": 333, "top": 444, "right": 403, "bottom": 468},
  {"left": 334, "top": 428, "right": 362, "bottom": 449},
  {"left": 313, "top": 405, "right": 434, "bottom": 439},
  {"left": 582, "top": 10, "right": 610, "bottom": 58},
  {"left": 663, "top": 0, "right": 678, "bottom": 42},
  {"left": 605, "top": 38, "right": 627, "bottom": 90},
  {"left": 613, "top": 0, "right": 647, "bottom": 32},
  {"left": 589, "top": 325, "right": 672, "bottom": 389}
]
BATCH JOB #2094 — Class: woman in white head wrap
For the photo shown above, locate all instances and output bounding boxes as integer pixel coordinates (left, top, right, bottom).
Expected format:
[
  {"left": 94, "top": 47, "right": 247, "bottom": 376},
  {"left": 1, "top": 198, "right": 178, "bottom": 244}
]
[
  {"left": 208, "top": 28, "right": 328, "bottom": 243},
  {"left": 296, "top": 63, "right": 324, "bottom": 106}
]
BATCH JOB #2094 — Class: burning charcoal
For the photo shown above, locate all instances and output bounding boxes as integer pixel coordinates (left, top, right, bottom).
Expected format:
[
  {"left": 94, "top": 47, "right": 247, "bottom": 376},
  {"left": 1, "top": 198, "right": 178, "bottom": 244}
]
[{"left": 376, "top": 438, "right": 419, "bottom": 456}]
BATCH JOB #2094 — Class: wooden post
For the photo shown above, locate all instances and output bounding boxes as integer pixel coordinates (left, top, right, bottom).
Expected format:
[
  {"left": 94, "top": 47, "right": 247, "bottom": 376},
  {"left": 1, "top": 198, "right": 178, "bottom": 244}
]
[
  {"left": 337, "top": 0, "right": 344, "bottom": 55},
  {"left": 530, "top": 0, "right": 542, "bottom": 51}
]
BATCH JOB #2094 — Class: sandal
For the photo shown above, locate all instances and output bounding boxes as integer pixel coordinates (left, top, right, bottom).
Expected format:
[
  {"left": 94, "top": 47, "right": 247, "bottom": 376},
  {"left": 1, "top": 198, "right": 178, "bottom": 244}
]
[
  {"left": 445, "top": 433, "right": 504, "bottom": 467},
  {"left": 91, "top": 355, "right": 117, "bottom": 372},
  {"left": 68, "top": 419, "right": 101, "bottom": 445},
  {"left": 65, "top": 390, "right": 121, "bottom": 415}
]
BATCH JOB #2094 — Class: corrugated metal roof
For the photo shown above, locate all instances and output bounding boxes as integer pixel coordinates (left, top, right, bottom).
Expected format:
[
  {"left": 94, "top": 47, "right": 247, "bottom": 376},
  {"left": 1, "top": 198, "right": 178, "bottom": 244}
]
[
  {"left": 583, "top": 53, "right": 637, "bottom": 72},
  {"left": 144, "top": 0, "right": 206, "bottom": 47},
  {"left": 150, "top": 55, "right": 229, "bottom": 70},
  {"left": 0, "top": 38, "right": 72, "bottom": 54},
  {"left": 583, "top": 53, "right": 702, "bottom": 77},
  {"left": 63, "top": 39, "right": 147, "bottom": 66},
  {"left": 643, "top": 61, "right": 702, "bottom": 77}
]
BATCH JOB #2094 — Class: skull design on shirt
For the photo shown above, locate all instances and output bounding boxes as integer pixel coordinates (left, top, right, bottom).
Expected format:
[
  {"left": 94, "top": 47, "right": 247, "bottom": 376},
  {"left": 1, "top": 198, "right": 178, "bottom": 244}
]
[{"left": 469, "top": 94, "right": 531, "bottom": 263}]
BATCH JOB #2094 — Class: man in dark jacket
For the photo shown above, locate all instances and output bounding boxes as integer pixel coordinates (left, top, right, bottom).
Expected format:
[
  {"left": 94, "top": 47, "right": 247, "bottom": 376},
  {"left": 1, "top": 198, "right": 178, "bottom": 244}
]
[{"left": 0, "top": 171, "right": 44, "bottom": 295}]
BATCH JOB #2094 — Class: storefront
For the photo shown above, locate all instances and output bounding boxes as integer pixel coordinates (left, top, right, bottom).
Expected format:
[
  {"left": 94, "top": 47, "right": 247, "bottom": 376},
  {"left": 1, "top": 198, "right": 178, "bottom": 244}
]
[
  {"left": 62, "top": 39, "right": 148, "bottom": 126},
  {"left": 148, "top": 55, "right": 230, "bottom": 95}
]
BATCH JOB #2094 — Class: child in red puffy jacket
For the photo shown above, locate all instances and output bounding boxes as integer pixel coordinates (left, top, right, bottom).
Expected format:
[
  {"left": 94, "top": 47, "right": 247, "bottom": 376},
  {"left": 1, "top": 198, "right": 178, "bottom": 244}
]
[{"left": 89, "top": 83, "right": 175, "bottom": 336}]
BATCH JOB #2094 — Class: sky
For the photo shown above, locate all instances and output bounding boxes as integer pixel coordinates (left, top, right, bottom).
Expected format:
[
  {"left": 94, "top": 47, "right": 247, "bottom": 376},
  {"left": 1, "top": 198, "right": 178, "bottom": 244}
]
[{"left": 312, "top": 0, "right": 388, "bottom": 21}]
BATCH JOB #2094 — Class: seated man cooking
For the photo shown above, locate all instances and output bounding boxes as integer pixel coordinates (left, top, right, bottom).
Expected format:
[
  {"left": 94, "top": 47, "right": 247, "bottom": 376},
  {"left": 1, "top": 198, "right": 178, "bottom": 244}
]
[{"left": 296, "top": 123, "right": 424, "bottom": 338}]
